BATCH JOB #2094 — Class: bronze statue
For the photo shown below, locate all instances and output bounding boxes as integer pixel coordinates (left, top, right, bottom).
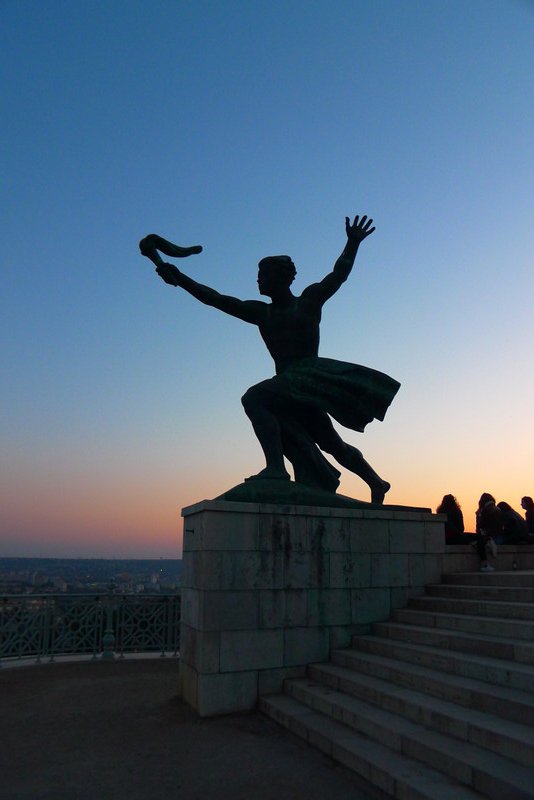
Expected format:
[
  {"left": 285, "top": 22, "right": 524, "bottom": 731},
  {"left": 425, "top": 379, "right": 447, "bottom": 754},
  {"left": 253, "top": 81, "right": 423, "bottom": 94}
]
[{"left": 140, "top": 216, "right": 399, "bottom": 504}]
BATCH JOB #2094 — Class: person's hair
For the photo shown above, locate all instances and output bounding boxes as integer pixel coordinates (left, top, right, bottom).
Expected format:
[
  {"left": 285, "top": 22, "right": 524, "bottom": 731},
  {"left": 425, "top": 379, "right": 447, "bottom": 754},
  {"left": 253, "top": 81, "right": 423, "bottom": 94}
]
[
  {"left": 478, "top": 492, "right": 496, "bottom": 508},
  {"left": 521, "top": 496, "right": 534, "bottom": 510},
  {"left": 258, "top": 255, "right": 297, "bottom": 283},
  {"left": 497, "top": 501, "right": 512, "bottom": 512},
  {"left": 437, "top": 494, "right": 461, "bottom": 514}
]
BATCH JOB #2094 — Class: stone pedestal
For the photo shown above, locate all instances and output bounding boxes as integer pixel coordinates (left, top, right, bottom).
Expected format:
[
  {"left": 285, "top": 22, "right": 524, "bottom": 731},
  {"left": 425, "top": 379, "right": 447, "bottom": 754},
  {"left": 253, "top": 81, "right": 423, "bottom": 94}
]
[{"left": 178, "top": 499, "right": 444, "bottom": 717}]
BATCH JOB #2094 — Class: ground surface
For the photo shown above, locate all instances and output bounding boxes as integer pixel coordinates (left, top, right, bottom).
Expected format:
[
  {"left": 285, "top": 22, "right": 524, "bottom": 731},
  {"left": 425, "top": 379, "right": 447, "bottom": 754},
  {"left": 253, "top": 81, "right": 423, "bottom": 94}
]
[{"left": 1, "top": 658, "right": 375, "bottom": 800}]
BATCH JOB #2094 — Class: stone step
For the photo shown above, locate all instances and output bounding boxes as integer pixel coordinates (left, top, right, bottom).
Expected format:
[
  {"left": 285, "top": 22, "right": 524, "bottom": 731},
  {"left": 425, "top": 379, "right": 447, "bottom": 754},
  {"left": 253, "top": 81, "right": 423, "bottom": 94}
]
[
  {"left": 442, "top": 571, "right": 534, "bottom": 587},
  {"left": 427, "top": 584, "right": 534, "bottom": 602},
  {"left": 373, "top": 620, "right": 534, "bottom": 664},
  {"left": 306, "top": 662, "right": 534, "bottom": 767},
  {"left": 331, "top": 647, "right": 534, "bottom": 726},
  {"left": 409, "top": 595, "right": 534, "bottom": 621},
  {"left": 392, "top": 607, "right": 534, "bottom": 642},
  {"left": 260, "top": 693, "right": 486, "bottom": 800},
  {"left": 285, "top": 677, "right": 534, "bottom": 796},
  {"left": 350, "top": 634, "right": 534, "bottom": 692}
]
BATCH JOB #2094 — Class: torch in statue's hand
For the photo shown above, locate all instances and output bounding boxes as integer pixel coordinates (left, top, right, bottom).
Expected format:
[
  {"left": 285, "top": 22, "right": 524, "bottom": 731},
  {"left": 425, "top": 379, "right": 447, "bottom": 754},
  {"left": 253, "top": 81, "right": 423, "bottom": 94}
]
[{"left": 139, "top": 234, "right": 203, "bottom": 268}]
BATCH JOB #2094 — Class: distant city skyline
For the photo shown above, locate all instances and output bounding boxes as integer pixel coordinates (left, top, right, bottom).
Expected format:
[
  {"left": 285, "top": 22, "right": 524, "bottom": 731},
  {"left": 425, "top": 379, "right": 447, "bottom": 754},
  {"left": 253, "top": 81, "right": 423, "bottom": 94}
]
[
  {"left": 0, "top": 556, "right": 182, "bottom": 595},
  {"left": 2, "top": 1, "right": 533, "bottom": 557}
]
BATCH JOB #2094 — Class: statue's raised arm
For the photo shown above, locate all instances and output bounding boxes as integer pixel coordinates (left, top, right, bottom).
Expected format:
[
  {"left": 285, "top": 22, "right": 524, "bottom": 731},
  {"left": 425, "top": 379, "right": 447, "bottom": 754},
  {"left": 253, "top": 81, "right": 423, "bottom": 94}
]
[
  {"left": 139, "top": 233, "right": 264, "bottom": 325},
  {"left": 302, "top": 214, "right": 375, "bottom": 305}
]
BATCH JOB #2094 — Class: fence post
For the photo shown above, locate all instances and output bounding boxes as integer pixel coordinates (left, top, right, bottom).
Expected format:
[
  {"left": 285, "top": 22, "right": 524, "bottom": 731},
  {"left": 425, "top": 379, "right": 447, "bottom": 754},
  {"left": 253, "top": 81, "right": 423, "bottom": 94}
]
[
  {"left": 101, "top": 584, "right": 115, "bottom": 661},
  {"left": 0, "top": 597, "right": 4, "bottom": 669},
  {"left": 45, "top": 596, "right": 55, "bottom": 662}
]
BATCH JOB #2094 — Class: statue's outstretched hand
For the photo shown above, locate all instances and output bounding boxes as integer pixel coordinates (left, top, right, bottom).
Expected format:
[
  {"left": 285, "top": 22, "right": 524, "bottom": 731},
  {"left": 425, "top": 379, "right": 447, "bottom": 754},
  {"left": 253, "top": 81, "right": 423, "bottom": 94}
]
[
  {"left": 345, "top": 215, "right": 375, "bottom": 243},
  {"left": 156, "top": 262, "right": 181, "bottom": 287}
]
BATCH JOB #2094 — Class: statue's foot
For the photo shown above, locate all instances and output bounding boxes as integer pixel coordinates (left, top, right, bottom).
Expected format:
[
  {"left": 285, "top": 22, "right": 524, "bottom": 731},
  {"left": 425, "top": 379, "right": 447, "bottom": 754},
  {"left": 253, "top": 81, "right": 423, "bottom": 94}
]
[
  {"left": 371, "top": 480, "right": 390, "bottom": 505},
  {"left": 245, "top": 467, "right": 291, "bottom": 482}
]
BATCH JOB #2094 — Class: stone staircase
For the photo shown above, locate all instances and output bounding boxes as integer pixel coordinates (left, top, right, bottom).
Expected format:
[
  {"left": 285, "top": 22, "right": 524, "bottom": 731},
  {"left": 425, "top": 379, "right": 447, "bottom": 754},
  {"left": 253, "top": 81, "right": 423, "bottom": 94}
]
[{"left": 260, "top": 571, "right": 534, "bottom": 800}]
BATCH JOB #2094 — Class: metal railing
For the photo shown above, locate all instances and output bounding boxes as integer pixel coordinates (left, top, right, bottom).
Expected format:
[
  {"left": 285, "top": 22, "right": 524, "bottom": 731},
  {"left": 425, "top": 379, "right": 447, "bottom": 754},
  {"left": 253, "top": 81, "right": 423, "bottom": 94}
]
[{"left": 0, "top": 590, "right": 181, "bottom": 665}]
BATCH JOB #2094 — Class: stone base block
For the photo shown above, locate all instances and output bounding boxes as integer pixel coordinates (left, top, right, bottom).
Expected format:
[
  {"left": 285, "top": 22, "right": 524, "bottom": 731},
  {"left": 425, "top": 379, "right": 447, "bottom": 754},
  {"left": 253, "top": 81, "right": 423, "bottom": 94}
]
[{"left": 179, "top": 499, "right": 445, "bottom": 716}]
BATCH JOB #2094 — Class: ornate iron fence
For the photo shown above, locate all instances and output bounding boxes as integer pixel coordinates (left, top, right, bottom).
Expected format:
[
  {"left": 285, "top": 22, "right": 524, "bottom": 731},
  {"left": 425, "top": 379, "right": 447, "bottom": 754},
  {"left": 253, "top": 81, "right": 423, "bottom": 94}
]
[{"left": 0, "top": 591, "right": 181, "bottom": 665}]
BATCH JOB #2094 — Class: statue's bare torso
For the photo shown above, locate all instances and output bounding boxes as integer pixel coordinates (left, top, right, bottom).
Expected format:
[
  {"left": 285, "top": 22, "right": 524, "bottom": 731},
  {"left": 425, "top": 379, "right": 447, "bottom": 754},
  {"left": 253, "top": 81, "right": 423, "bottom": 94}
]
[{"left": 257, "top": 293, "right": 321, "bottom": 372}]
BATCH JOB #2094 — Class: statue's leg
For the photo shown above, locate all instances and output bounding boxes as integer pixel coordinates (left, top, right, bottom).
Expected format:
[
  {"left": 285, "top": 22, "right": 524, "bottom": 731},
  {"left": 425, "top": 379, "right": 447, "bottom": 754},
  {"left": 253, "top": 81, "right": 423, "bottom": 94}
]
[
  {"left": 280, "top": 418, "right": 341, "bottom": 493},
  {"left": 241, "top": 383, "right": 290, "bottom": 481},
  {"left": 336, "top": 444, "right": 390, "bottom": 504},
  {"left": 314, "top": 417, "right": 390, "bottom": 504}
]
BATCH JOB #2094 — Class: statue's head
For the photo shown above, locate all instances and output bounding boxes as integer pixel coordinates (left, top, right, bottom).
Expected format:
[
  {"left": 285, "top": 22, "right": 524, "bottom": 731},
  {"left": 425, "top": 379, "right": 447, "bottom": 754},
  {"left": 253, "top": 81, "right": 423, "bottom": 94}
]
[{"left": 257, "top": 256, "right": 296, "bottom": 296}]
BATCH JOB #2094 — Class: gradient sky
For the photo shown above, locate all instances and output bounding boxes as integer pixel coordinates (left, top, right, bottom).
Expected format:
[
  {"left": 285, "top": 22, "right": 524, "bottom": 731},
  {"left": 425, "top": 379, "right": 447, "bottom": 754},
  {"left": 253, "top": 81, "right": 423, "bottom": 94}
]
[{"left": 2, "top": 0, "right": 533, "bottom": 557}]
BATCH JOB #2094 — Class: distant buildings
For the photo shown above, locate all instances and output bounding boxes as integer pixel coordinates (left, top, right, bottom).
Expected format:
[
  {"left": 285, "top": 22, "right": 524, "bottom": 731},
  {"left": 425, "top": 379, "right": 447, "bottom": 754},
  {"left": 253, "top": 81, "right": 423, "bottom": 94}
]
[{"left": 0, "top": 558, "right": 182, "bottom": 595}]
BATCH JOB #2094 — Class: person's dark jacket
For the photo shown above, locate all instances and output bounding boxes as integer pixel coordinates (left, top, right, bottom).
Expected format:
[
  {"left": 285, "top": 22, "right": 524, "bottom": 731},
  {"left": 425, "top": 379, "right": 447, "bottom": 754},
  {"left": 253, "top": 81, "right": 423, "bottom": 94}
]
[
  {"left": 444, "top": 508, "right": 464, "bottom": 541},
  {"left": 476, "top": 502, "right": 502, "bottom": 538},
  {"left": 500, "top": 507, "right": 529, "bottom": 543}
]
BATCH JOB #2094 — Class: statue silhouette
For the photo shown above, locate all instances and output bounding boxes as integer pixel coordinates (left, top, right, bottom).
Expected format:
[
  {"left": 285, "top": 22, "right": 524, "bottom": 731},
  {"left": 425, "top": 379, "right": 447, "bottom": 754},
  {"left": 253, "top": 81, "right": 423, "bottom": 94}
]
[{"left": 140, "top": 215, "right": 399, "bottom": 503}]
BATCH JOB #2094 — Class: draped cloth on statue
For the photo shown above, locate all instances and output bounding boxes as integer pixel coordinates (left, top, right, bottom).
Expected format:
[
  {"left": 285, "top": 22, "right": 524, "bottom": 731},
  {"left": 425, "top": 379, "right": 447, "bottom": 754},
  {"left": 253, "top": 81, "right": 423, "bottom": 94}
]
[{"left": 255, "top": 357, "right": 400, "bottom": 493}]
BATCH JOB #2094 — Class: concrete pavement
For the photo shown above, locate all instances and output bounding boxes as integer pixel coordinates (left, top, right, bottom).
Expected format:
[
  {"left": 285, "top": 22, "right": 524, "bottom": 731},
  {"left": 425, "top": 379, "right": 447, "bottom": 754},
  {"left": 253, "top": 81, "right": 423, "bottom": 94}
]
[{"left": 1, "top": 658, "right": 376, "bottom": 800}]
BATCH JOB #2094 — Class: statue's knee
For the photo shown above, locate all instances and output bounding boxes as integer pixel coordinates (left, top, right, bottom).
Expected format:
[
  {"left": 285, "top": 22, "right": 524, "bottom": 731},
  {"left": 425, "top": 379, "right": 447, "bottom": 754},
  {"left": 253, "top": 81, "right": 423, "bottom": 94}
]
[
  {"left": 241, "top": 387, "right": 258, "bottom": 412},
  {"left": 242, "top": 384, "right": 269, "bottom": 415}
]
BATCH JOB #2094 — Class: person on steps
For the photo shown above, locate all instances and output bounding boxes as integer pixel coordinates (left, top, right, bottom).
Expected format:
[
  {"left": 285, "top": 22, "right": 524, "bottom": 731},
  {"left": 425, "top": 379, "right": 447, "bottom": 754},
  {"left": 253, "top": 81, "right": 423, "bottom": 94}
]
[
  {"left": 497, "top": 501, "right": 529, "bottom": 544},
  {"left": 476, "top": 493, "right": 501, "bottom": 572},
  {"left": 521, "top": 496, "right": 534, "bottom": 536},
  {"left": 437, "top": 494, "right": 466, "bottom": 543}
]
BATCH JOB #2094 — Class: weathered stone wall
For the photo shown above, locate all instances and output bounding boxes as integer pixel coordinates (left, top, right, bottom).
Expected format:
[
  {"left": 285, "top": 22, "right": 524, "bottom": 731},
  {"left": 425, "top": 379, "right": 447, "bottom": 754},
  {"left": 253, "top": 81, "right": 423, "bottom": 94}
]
[{"left": 178, "top": 500, "right": 444, "bottom": 716}]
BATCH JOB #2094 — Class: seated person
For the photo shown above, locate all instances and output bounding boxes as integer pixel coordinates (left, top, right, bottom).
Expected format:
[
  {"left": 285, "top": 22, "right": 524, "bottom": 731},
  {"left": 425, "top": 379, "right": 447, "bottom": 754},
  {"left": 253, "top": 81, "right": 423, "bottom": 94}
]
[
  {"left": 521, "top": 496, "right": 534, "bottom": 535},
  {"left": 436, "top": 494, "right": 467, "bottom": 544},
  {"left": 475, "top": 493, "right": 502, "bottom": 572},
  {"left": 497, "top": 501, "right": 529, "bottom": 544}
]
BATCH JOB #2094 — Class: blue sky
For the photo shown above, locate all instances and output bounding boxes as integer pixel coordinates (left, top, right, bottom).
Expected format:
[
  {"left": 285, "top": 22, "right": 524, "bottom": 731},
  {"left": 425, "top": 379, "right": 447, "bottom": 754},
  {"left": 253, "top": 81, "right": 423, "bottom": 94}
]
[{"left": 1, "top": 0, "right": 533, "bottom": 556}]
